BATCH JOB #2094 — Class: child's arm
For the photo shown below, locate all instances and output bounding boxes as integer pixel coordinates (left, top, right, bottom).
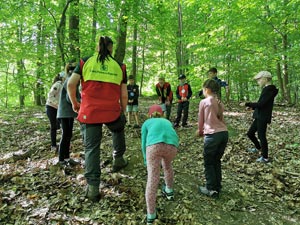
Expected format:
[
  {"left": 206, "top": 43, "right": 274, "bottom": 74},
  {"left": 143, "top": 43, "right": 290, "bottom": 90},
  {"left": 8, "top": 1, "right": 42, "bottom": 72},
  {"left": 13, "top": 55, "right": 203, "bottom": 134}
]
[
  {"left": 246, "top": 88, "right": 276, "bottom": 109},
  {"left": 197, "top": 101, "right": 205, "bottom": 136},
  {"left": 187, "top": 84, "right": 193, "bottom": 99},
  {"left": 141, "top": 124, "right": 147, "bottom": 166}
]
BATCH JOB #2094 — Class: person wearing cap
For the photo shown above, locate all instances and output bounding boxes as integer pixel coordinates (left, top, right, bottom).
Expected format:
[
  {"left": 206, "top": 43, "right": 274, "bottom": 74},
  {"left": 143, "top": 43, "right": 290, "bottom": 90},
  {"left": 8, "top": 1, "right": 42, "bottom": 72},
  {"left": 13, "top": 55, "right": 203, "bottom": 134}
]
[
  {"left": 141, "top": 104, "right": 179, "bottom": 224},
  {"left": 46, "top": 72, "right": 65, "bottom": 152},
  {"left": 155, "top": 77, "right": 173, "bottom": 120},
  {"left": 242, "top": 71, "right": 278, "bottom": 163},
  {"left": 57, "top": 61, "right": 81, "bottom": 168},
  {"left": 174, "top": 74, "right": 193, "bottom": 128},
  {"left": 127, "top": 75, "right": 140, "bottom": 128},
  {"left": 67, "top": 36, "right": 128, "bottom": 202}
]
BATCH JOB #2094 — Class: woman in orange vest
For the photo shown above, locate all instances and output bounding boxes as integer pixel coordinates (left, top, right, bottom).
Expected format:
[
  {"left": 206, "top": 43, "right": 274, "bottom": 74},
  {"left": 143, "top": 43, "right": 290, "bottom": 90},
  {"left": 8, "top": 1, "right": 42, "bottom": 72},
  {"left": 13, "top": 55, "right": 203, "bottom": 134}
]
[{"left": 67, "top": 36, "right": 128, "bottom": 202}]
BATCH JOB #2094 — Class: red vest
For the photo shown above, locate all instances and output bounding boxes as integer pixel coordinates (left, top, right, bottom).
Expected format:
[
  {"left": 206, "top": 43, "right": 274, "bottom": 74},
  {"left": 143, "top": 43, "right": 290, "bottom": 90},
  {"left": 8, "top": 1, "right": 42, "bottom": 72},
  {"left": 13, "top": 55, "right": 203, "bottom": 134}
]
[
  {"left": 178, "top": 84, "right": 189, "bottom": 98},
  {"left": 77, "top": 56, "right": 123, "bottom": 124},
  {"left": 156, "top": 82, "right": 173, "bottom": 102}
]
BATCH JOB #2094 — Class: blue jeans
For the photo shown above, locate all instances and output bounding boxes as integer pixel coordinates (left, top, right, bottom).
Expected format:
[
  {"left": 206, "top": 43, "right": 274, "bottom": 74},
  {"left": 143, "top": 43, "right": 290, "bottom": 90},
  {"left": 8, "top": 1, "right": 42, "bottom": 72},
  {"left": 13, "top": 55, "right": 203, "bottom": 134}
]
[
  {"left": 82, "top": 114, "right": 126, "bottom": 186},
  {"left": 203, "top": 131, "right": 228, "bottom": 191}
]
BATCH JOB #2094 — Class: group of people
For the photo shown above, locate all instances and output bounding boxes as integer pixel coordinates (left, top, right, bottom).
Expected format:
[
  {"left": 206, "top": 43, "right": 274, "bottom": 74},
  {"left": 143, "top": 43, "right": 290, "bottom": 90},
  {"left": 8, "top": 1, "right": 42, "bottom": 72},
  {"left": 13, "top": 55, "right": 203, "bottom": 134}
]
[{"left": 45, "top": 35, "right": 278, "bottom": 224}]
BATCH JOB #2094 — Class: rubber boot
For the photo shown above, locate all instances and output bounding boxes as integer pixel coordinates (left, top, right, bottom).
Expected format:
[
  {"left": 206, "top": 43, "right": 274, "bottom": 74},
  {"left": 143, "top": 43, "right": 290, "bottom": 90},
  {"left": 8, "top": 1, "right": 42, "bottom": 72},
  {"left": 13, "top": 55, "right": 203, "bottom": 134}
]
[
  {"left": 85, "top": 184, "right": 100, "bottom": 202},
  {"left": 112, "top": 156, "right": 128, "bottom": 172}
]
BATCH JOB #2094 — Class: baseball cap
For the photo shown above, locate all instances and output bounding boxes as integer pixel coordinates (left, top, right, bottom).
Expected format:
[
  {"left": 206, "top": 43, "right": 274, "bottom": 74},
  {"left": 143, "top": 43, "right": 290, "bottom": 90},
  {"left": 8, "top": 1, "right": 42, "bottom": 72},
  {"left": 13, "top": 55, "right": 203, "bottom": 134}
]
[
  {"left": 254, "top": 71, "right": 272, "bottom": 80},
  {"left": 128, "top": 75, "right": 134, "bottom": 80},
  {"left": 178, "top": 74, "right": 186, "bottom": 80},
  {"left": 148, "top": 104, "right": 163, "bottom": 117}
]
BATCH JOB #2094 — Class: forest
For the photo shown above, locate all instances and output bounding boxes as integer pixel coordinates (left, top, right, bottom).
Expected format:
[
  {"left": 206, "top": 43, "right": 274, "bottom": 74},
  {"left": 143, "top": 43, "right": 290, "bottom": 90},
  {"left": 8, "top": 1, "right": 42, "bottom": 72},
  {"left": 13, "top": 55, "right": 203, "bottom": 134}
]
[
  {"left": 0, "top": 0, "right": 299, "bottom": 224},
  {"left": 0, "top": 0, "right": 299, "bottom": 106}
]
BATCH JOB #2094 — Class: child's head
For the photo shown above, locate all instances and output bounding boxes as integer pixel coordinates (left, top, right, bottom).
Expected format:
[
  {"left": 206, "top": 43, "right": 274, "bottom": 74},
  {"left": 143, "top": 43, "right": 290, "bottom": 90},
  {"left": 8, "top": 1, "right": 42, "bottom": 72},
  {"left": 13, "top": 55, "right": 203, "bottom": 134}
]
[
  {"left": 178, "top": 74, "right": 186, "bottom": 84},
  {"left": 254, "top": 71, "right": 272, "bottom": 87},
  {"left": 148, "top": 104, "right": 163, "bottom": 118},
  {"left": 158, "top": 77, "right": 165, "bottom": 87},
  {"left": 128, "top": 75, "right": 135, "bottom": 85},
  {"left": 208, "top": 67, "right": 218, "bottom": 78},
  {"left": 202, "top": 79, "right": 219, "bottom": 97}
]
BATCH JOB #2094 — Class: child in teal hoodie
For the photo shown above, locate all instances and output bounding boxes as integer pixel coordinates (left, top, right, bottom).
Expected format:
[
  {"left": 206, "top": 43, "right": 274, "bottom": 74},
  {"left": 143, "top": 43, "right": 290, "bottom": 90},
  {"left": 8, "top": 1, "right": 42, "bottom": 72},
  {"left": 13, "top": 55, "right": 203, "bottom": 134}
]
[{"left": 141, "top": 104, "right": 179, "bottom": 224}]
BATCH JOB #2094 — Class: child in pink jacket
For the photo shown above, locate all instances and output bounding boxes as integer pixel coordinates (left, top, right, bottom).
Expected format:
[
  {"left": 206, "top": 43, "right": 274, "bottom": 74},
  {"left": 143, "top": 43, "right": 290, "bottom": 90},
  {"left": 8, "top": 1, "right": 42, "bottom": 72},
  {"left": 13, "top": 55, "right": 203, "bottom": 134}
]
[{"left": 196, "top": 79, "right": 228, "bottom": 198}]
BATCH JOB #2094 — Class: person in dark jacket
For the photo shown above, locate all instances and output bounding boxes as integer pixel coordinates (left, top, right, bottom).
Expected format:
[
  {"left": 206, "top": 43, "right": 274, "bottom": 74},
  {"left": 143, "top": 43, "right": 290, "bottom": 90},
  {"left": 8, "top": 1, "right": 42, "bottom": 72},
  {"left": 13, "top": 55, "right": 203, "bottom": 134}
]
[
  {"left": 242, "top": 71, "right": 278, "bottom": 163},
  {"left": 126, "top": 75, "right": 140, "bottom": 128},
  {"left": 57, "top": 61, "right": 80, "bottom": 167},
  {"left": 174, "top": 74, "right": 192, "bottom": 128},
  {"left": 198, "top": 67, "right": 229, "bottom": 99}
]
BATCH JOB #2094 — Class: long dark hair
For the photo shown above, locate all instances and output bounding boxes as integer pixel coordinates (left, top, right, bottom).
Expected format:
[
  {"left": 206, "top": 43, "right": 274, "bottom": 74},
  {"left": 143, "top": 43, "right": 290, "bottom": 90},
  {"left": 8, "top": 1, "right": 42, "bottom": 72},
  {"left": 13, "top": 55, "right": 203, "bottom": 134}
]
[
  {"left": 97, "top": 36, "right": 113, "bottom": 64},
  {"left": 52, "top": 73, "right": 63, "bottom": 85},
  {"left": 203, "top": 79, "right": 223, "bottom": 120}
]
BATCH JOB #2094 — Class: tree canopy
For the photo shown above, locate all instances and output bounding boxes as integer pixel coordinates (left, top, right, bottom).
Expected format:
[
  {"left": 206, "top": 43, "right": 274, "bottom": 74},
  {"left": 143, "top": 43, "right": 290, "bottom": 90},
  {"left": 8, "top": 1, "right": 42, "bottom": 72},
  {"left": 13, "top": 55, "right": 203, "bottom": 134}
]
[{"left": 0, "top": 0, "right": 299, "bottom": 107}]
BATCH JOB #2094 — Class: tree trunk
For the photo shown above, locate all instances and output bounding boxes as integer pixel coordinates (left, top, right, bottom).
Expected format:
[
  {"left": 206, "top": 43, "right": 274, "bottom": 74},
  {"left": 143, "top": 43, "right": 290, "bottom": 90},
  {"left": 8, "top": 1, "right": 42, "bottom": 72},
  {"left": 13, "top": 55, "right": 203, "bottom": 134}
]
[
  {"left": 17, "top": 23, "right": 25, "bottom": 108},
  {"left": 176, "top": 1, "right": 184, "bottom": 75},
  {"left": 91, "top": 0, "right": 98, "bottom": 48},
  {"left": 35, "top": 1, "right": 45, "bottom": 106},
  {"left": 69, "top": 0, "right": 80, "bottom": 61},
  {"left": 114, "top": 1, "right": 128, "bottom": 63},
  {"left": 282, "top": 32, "right": 291, "bottom": 103},
  {"left": 131, "top": 23, "right": 138, "bottom": 79},
  {"left": 139, "top": 23, "right": 147, "bottom": 97}
]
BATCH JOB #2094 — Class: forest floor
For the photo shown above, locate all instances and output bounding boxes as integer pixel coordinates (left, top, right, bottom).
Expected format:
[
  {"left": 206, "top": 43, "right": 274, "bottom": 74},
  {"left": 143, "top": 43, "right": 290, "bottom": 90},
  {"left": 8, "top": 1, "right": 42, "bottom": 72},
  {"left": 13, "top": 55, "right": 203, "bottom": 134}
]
[{"left": 0, "top": 97, "right": 300, "bottom": 225}]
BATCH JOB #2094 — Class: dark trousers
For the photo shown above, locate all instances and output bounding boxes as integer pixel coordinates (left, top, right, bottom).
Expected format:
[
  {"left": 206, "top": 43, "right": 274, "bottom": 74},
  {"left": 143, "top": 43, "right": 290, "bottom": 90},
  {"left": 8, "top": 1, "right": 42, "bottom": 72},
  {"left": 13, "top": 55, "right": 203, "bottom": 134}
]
[
  {"left": 203, "top": 131, "right": 228, "bottom": 191},
  {"left": 247, "top": 119, "right": 268, "bottom": 158},
  {"left": 82, "top": 114, "right": 126, "bottom": 186},
  {"left": 58, "top": 118, "right": 74, "bottom": 161},
  {"left": 166, "top": 104, "right": 172, "bottom": 120},
  {"left": 46, "top": 105, "right": 59, "bottom": 147},
  {"left": 175, "top": 101, "right": 189, "bottom": 126}
]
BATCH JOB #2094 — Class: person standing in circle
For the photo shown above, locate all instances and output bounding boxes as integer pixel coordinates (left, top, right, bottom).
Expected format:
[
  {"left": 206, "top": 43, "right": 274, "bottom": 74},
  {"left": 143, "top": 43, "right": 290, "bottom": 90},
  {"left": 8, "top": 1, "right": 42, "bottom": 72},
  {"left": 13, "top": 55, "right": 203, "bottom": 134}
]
[{"left": 67, "top": 36, "right": 128, "bottom": 202}]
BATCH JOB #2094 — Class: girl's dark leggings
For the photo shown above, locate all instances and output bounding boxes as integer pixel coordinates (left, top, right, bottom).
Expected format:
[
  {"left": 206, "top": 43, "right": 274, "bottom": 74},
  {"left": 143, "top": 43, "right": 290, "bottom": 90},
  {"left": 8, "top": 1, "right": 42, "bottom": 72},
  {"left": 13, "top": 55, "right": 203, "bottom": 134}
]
[
  {"left": 46, "top": 105, "right": 58, "bottom": 147},
  {"left": 58, "top": 118, "right": 74, "bottom": 161}
]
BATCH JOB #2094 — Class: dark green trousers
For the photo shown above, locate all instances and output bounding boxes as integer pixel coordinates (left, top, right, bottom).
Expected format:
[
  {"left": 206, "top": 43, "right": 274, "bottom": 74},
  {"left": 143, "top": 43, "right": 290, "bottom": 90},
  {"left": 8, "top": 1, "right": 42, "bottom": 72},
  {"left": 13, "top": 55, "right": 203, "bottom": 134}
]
[{"left": 82, "top": 114, "right": 126, "bottom": 186}]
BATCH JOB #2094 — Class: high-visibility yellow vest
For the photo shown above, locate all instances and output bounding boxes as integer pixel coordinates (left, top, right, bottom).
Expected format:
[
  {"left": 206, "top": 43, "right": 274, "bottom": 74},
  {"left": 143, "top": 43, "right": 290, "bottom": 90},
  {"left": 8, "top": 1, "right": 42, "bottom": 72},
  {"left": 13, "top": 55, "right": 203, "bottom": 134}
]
[{"left": 82, "top": 54, "right": 122, "bottom": 85}]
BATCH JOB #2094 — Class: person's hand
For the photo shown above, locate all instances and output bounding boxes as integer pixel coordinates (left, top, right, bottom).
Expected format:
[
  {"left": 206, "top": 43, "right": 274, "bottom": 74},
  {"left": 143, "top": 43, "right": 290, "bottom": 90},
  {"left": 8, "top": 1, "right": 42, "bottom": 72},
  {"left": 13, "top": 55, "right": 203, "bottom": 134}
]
[
  {"left": 72, "top": 101, "right": 81, "bottom": 113},
  {"left": 195, "top": 130, "right": 203, "bottom": 137}
]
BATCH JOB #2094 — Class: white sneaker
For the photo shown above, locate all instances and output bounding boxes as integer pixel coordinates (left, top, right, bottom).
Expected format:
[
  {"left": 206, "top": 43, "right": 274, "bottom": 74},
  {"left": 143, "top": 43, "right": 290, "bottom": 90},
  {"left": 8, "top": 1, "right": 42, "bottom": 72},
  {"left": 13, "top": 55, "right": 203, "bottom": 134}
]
[
  {"left": 256, "top": 156, "right": 269, "bottom": 163},
  {"left": 247, "top": 148, "right": 258, "bottom": 153}
]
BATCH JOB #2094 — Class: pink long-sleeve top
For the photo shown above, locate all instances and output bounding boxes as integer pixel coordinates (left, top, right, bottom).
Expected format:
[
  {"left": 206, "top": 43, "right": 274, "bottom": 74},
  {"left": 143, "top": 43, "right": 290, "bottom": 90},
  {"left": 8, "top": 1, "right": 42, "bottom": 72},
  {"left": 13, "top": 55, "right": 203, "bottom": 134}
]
[{"left": 198, "top": 96, "right": 227, "bottom": 135}]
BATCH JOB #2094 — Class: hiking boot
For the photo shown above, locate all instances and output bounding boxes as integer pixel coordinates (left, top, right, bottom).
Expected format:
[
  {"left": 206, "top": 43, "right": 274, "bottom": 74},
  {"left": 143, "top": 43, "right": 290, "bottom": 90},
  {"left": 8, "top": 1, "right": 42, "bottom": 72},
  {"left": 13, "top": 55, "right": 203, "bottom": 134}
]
[
  {"left": 199, "top": 186, "right": 219, "bottom": 198},
  {"left": 162, "top": 185, "right": 174, "bottom": 201},
  {"left": 247, "top": 147, "right": 259, "bottom": 153},
  {"left": 85, "top": 185, "right": 100, "bottom": 202},
  {"left": 256, "top": 156, "right": 269, "bottom": 163},
  {"left": 65, "top": 158, "right": 80, "bottom": 166},
  {"left": 112, "top": 156, "right": 128, "bottom": 172}
]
